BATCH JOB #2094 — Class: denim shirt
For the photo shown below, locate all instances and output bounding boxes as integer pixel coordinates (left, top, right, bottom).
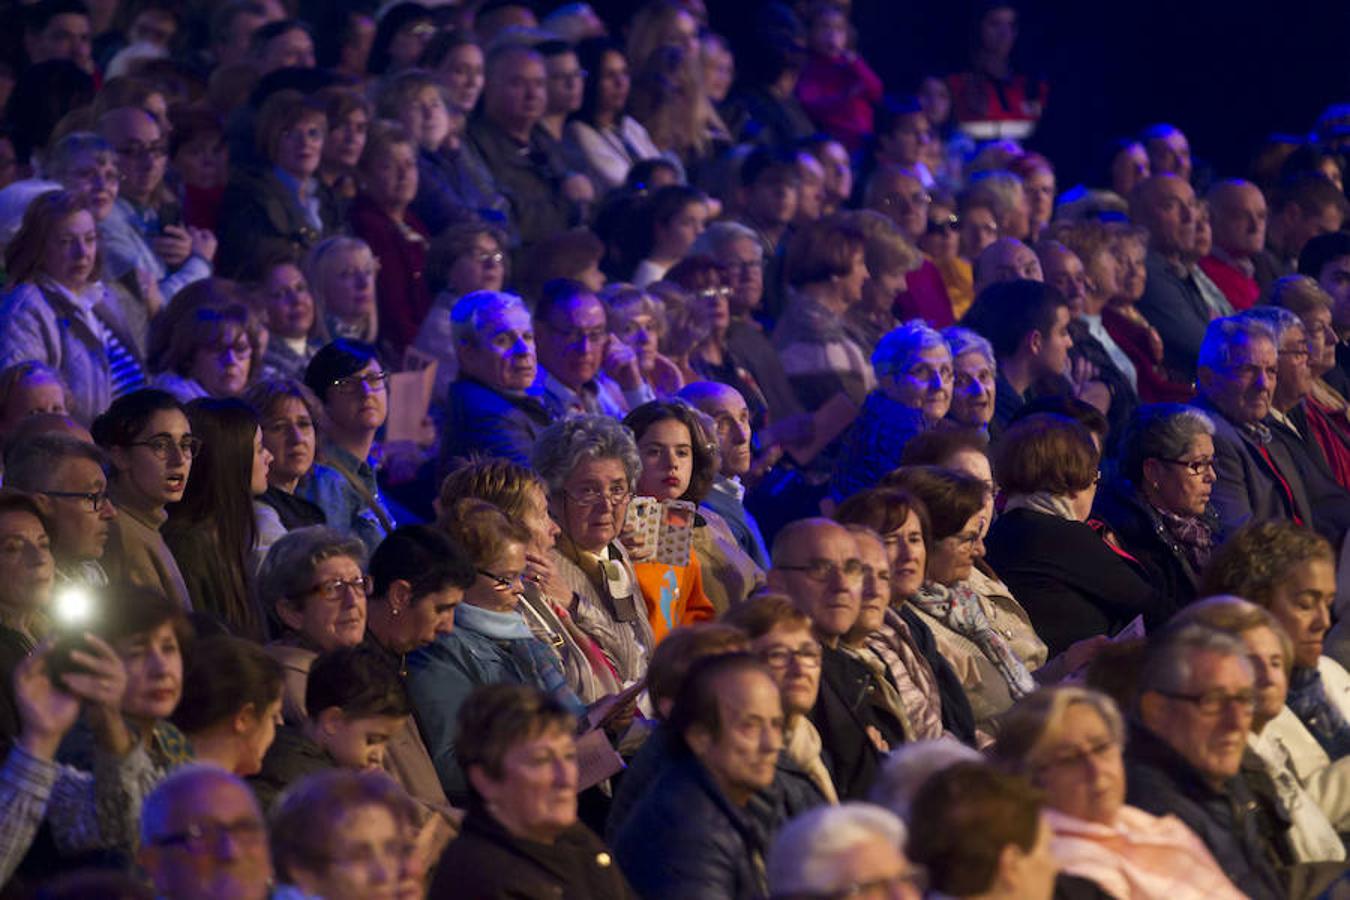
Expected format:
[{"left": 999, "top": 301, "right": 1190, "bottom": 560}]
[{"left": 296, "top": 447, "right": 392, "bottom": 557}]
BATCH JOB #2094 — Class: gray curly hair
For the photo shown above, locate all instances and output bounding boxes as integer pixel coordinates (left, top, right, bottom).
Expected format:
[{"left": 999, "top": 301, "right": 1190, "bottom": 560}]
[
  {"left": 531, "top": 414, "right": 642, "bottom": 495},
  {"left": 258, "top": 526, "right": 366, "bottom": 611}
]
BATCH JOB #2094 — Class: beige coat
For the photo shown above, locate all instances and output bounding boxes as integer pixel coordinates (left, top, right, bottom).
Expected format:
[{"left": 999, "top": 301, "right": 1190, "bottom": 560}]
[{"left": 103, "top": 502, "right": 192, "bottom": 612}]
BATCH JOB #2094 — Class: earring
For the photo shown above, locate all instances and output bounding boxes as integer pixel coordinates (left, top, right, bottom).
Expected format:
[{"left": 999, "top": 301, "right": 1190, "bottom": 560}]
[{"left": 391, "top": 607, "right": 400, "bottom": 617}]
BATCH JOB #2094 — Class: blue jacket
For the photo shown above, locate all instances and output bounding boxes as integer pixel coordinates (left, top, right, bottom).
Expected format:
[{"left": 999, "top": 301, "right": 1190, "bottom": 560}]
[
  {"left": 829, "top": 391, "right": 926, "bottom": 502},
  {"left": 439, "top": 375, "right": 553, "bottom": 471},
  {"left": 405, "top": 604, "right": 583, "bottom": 804}
]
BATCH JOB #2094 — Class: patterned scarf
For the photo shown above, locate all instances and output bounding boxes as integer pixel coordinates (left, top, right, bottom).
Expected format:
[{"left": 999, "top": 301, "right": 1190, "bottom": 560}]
[
  {"left": 1287, "top": 666, "right": 1350, "bottom": 760},
  {"left": 910, "top": 581, "right": 1036, "bottom": 699},
  {"left": 1148, "top": 501, "right": 1214, "bottom": 572}
]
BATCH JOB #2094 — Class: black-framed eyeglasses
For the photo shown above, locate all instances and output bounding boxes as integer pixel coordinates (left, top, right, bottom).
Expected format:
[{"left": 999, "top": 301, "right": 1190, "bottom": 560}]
[
  {"left": 40, "top": 489, "right": 110, "bottom": 513},
  {"left": 331, "top": 371, "right": 389, "bottom": 395},
  {"left": 478, "top": 568, "right": 524, "bottom": 591},
  {"left": 777, "top": 558, "right": 865, "bottom": 583},
  {"left": 1156, "top": 688, "right": 1256, "bottom": 715},
  {"left": 299, "top": 575, "right": 373, "bottom": 602},
  {"left": 1158, "top": 456, "right": 1215, "bottom": 477},
  {"left": 926, "top": 213, "right": 959, "bottom": 235},
  {"left": 129, "top": 435, "right": 204, "bottom": 460},
  {"left": 149, "top": 818, "right": 267, "bottom": 854},
  {"left": 759, "top": 644, "right": 823, "bottom": 669}
]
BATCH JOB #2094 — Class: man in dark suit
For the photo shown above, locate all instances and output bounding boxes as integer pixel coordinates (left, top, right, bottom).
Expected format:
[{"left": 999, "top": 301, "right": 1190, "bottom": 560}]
[
  {"left": 1192, "top": 316, "right": 1314, "bottom": 541},
  {"left": 438, "top": 290, "right": 553, "bottom": 474}
]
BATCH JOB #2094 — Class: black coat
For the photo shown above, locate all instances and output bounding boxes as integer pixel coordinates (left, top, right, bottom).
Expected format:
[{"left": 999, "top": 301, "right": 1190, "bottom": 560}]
[
  {"left": 1268, "top": 408, "right": 1350, "bottom": 544},
  {"left": 614, "top": 753, "right": 775, "bottom": 900},
  {"left": 431, "top": 804, "right": 636, "bottom": 900},
  {"left": 1090, "top": 478, "right": 1208, "bottom": 610},
  {"left": 810, "top": 644, "right": 909, "bottom": 800},
  {"left": 983, "top": 508, "right": 1167, "bottom": 657},
  {"left": 0, "top": 625, "right": 34, "bottom": 745},
  {"left": 247, "top": 725, "right": 333, "bottom": 814}
]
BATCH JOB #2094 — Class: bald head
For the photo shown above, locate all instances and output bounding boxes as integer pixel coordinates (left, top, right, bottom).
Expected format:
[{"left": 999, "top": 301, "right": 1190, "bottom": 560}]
[
  {"left": 1130, "top": 174, "right": 1197, "bottom": 258},
  {"left": 1207, "top": 179, "right": 1268, "bottom": 259},
  {"left": 974, "top": 238, "right": 1043, "bottom": 293},
  {"left": 679, "top": 381, "right": 753, "bottom": 477},
  {"left": 483, "top": 44, "right": 546, "bottom": 134},
  {"left": 768, "top": 518, "right": 862, "bottom": 642}
]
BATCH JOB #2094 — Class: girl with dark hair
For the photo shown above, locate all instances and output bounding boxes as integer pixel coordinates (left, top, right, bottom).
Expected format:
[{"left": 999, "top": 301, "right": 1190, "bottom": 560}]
[
  {"left": 367, "top": 2, "right": 436, "bottom": 76},
  {"left": 629, "top": 185, "right": 709, "bottom": 287},
  {"left": 92, "top": 389, "right": 196, "bottom": 611},
  {"left": 163, "top": 398, "right": 273, "bottom": 641},
  {"left": 564, "top": 37, "right": 664, "bottom": 193},
  {"left": 171, "top": 635, "right": 283, "bottom": 776}
]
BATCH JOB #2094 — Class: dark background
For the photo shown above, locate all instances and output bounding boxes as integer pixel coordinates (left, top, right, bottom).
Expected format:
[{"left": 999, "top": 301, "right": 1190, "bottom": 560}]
[{"left": 694, "top": 0, "right": 1350, "bottom": 188}]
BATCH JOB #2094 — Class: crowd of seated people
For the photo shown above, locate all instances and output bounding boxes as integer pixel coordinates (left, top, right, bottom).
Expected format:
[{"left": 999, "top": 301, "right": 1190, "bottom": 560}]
[{"left": 3, "top": 0, "right": 1350, "bottom": 896}]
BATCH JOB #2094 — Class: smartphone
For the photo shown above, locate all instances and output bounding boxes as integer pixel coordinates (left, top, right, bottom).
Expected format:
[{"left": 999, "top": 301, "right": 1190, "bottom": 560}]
[
  {"left": 46, "top": 586, "right": 98, "bottom": 682},
  {"left": 156, "top": 203, "right": 183, "bottom": 235},
  {"left": 655, "top": 500, "right": 696, "bottom": 567}
]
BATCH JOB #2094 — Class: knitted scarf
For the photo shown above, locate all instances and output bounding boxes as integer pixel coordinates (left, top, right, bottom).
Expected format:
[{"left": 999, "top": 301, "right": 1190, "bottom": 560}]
[{"left": 910, "top": 581, "right": 1036, "bottom": 699}]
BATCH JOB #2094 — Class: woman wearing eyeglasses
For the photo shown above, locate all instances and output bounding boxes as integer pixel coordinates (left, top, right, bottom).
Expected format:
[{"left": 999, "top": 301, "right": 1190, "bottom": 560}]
[
  {"left": 407, "top": 498, "right": 585, "bottom": 803},
  {"left": 92, "top": 390, "right": 195, "bottom": 611},
  {"left": 1093, "top": 404, "right": 1219, "bottom": 609},
  {"left": 990, "top": 686, "right": 1245, "bottom": 900},
  {"left": 259, "top": 526, "right": 371, "bottom": 725},
  {"left": 163, "top": 398, "right": 273, "bottom": 642},
  {"left": 148, "top": 279, "right": 265, "bottom": 402},
  {"left": 299, "top": 341, "right": 396, "bottom": 558}
]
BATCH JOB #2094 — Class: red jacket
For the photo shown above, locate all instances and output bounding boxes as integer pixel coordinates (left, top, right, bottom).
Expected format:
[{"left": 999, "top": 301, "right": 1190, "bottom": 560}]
[
  {"left": 1197, "top": 254, "right": 1260, "bottom": 311},
  {"left": 348, "top": 193, "right": 431, "bottom": 358},
  {"left": 894, "top": 258, "right": 956, "bottom": 329},
  {"left": 796, "top": 52, "right": 884, "bottom": 153}
]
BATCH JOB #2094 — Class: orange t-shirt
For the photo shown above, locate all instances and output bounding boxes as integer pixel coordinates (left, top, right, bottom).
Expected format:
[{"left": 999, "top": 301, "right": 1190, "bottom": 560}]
[{"left": 633, "top": 554, "right": 715, "bottom": 644}]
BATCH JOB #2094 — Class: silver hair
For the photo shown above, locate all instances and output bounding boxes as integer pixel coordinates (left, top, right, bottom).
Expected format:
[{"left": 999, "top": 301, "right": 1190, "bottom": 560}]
[
  {"left": 4, "top": 434, "right": 108, "bottom": 492},
  {"left": 140, "top": 764, "right": 259, "bottom": 846},
  {"left": 1138, "top": 623, "right": 1253, "bottom": 696},
  {"left": 872, "top": 319, "right": 948, "bottom": 380},
  {"left": 1239, "top": 305, "right": 1304, "bottom": 345},
  {"left": 942, "top": 325, "right": 996, "bottom": 370},
  {"left": 258, "top": 525, "right": 367, "bottom": 610},
  {"left": 691, "top": 220, "right": 761, "bottom": 260},
  {"left": 42, "top": 132, "right": 115, "bottom": 180},
  {"left": 867, "top": 737, "right": 982, "bottom": 823},
  {"left": 450, "top": 290, "right": 530, "bottom": 348},
  {"left": 1120, "top": 403, "right": 1215, "bottom": 485},
  {"left": 990, "top": 686, "right": 1126, "bottom": 776},
  {"left": 965, "top": 169, "right": 1026, "bottom": 220},
  {"left": 1197, "top": 315, "right": 1276, "bottom": 372},
  {"left": 767, "top": 802, "right": 907, "bottom": 897},
  {"left": 531, "top": 414, "right": 641, "bottom": 495}
]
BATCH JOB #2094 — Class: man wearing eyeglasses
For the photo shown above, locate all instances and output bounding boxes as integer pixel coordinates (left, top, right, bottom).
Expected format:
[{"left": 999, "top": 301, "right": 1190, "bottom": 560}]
[
  {"left": 1126, "top": 625, "right": 1290, "bottom": 900},
  {"left": 4, "top": 433, "right": 117, "bottom": 590},
  {"left": 767, "top": 518, "right": 907, "bottom": 799},
  {"left": 139, "top": 765, "right": 273, "bottom": 900}
]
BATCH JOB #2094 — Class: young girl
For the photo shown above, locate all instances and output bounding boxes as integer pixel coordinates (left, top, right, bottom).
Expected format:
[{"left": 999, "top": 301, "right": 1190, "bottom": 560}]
[{"left": 795, "top": 2, "right": 883, "bottom": 153}]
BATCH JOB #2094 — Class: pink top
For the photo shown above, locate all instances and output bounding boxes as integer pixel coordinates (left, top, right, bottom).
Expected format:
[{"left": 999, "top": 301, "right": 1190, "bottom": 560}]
[{"left": 1045, "top": 806, "right": 1247, "bottom": 900}]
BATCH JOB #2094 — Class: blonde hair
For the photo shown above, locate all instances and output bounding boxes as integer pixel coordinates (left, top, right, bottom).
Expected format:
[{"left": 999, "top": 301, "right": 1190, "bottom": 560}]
[
  {"left": 305, "top": 236, "right": 379, "bottom": 343},
  {"left": 990, "top": 686, "right": 1125, "bottom": 775}
]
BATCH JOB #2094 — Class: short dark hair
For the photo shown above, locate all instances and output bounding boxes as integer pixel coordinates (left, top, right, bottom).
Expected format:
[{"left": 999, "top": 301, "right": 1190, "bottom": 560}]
[
  {"left": 4, "top": 434, "right": 107, "bottom": 493},
  {"left": 907, "top": 763, "right": 1045, "bottom": 896},
  {"left": 834, "top": 486, "right": 932, "bottom": 547},
  {"left": 668, "top": 652, "right": 773, "bottom": 743},
  {"left": 962, "top": 279, "right": 1069, "bottom": 360},
  {"left": 647, "top": 624, "right": 748, "bottom": 713},
  {"left": 303, "top": 340, "right": 382, "bottom": 404},
  {"left": 368, "top": 525, "right": 476, "bottom": 603},
  {"left": 534, "top": 278, "right": 595, "bottom": 325},
  {"left": 305, "top": 645, "right": 410, "bottom": 720},
  {"left": 90, "top": 390, "right": 187, "bottom": 450},
  {"left": 536, "top": 39, "right": 575, "bottom": 60},
  {"left": 880, "top": 466, "right": 986, "bottom": 542},
  {"left": 1270, "top": 171, "right": 1348, "bottom": 218},
  {"left": 993, "top": 413, "right": 1099, "bottom": 496},
  {"left": 741, "top": 145, "right": 801, "bottom": 189},
  {"left": 456, "top": 684, "right": 575, "bottom": 784},
  {"left": 172, "top": 636, "right": 282, "bottom": 734},
  {"left": 1009, "top": 395, "right": 1109, "bottom": 442},
  {"left": 622, "top": 400, "right": 719, "bottom": 503},
  {"left": 1298, "top": 231, "right": 1350, "bottom": 280},
  {"left": 718, "top": 592, "right": 810, "bottom": 640},
  {"left": 249, "top": 18, "right": 312, "bottom": 58},
  {"left": 899, "top": 426, "right": 990, "bottom": 468},
  {"left": 875, "top": 94, "right": 924, "bottom": 138},
  {"left": 25, "top": 0, "right": 90, "bottom": 36},
  {"left": 90, "top": 584, "right": 193, "bottom": 648}
]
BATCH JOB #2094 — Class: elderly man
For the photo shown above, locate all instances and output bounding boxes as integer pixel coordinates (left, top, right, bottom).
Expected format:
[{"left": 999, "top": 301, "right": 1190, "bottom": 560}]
[
  {"left": 1192, "top": 316, "right": 1316, "bottom": 540},
  {"left": 767, "top": 803, "right": 921, "bottom": 900},
  {"left": 615, "top": 653, "right": 786, "bottom": 899},
  {"left": 768, "top": 518, "right": 907, "bottom": 799},
  {"left": 865, "top": 164, "right": 955, "bottom": 327},
  {"left": 1132, "top": 174, "right": 1212, "bottom": 380},
  {"left": 1141, "top": 123, "right": 1193, "bottom": 182},
  {"left": 1258, "top": 173, "right": 1347, "bottom": 289},
  {"left": 439, "top": 291, "right": 552, "bottom": 471},
  {"left": 1198, "top": 180, "right": 1267, "bottom": 311},
  {"left": 138, "top": 766, "right": 274, "bottom": 900},
  {"left": 1126, "top": 625, "right": 1288, "bottom": 900},
  {"left": 679, "top": 381, "right": 770, "bottom": 567},
  {"left": 973, "top": 237, "right": 1043, "bottom": 295},
  {"left": 4, "top": 434, "right": 118, "bottom": 589},
  {"left": 532, "top": 279, "right": 651, "bottom": 419},
  {"left": 468, "top": 43, "right": 592, "bottom": 250}
]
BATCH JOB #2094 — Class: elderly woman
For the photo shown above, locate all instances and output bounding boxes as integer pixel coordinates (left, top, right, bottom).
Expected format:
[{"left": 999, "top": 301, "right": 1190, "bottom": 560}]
[
  {"left": 532, "top": 415, "right": 654, "bottom": 686},
  {"left": 244, "top": 379, "right": 330, "bottom": 533},
  {"left": 431, "top": 684, "right": 636, "bottom": 898},
  {"left": 259, "top": 526, "right": 370, "bottom": 725},
  {"left": 0, "top": 491, "right": 56, "bottom": 740},
  {"left": 990, "top": 687, "right": 1245, "bottom": 900},
  {"left": 983, "top": 414, "right": 1168, "bottom": 656},
  {"left": 775, "top": 216, "right": 875, "bottom": 412},
  {"left": 414, "top": 222, "right": 510, "bottom": 393},
  {"left": 1173, "top": 597, "right": 1349, "bottom": 863},
  {"left": 407, "top": 498, "right": 585, "bottom": 801},
  {"left": 437, "top": 458, "right": 620, "bottom": 705},
  {"left": 624, "top": 399, "right": 762, "bottom": 619},
  {"left": 306, "top": 237, "right": 381, "bottom": 348},
  {"left": 299, "top": 341, "right": 397, "bottom": 556},
  {"left": 0, "top": 189, "right": 147, "bottom": 424},
  {"left": 664, "top": 257, "right": 750, "bottom": 400},
  {"left": 831, "top": 320, "right": 953, "bottom": 501},
  {"left": 216, "top": 91, "right": 342, "bottom": 278},
  {"left": 1093, "top": 404, "right": 1218, "bottom": 606},
  {"left": 149, "top": 280, "right": 264, "bottom": 401},
  {"left": 1103, "top": 223, "right": 1195, "bottom": 399},
  {"left": 0, "top": 362, "right": 69, "bottom": 447},
  {"left": 603, "top": 283, "right": 683, "bottom": 398},
  {"left": 942, "top": 326, "right": 998, "bottom": 432},
  {"left": 271, "top": 769, "right": 421, "bottom": 900},
  {"left": 254, "top": 254, "right": 324, "bottom": 383},
  {"left": 1201, "top": 521, "right": 1350, "bottom": 757},
  {"left": 767, "top": 803, "right": 920, "bottom": 900},
  {"left": 1270, "top": 275, "right": 1350, "bottom": 490},
  {"left": 843, "top": 210, "right": 923, "bottom": 355}
]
